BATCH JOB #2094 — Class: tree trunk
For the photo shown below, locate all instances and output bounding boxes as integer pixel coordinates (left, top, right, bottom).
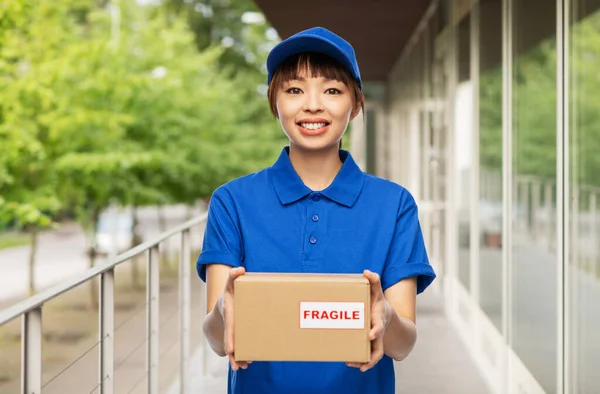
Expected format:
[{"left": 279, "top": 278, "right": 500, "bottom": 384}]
[
  {"left": 186, "top": 204, "right": 194, "bottom": 221},
  {"left": 131, "top": 205, "right": 143, "bottom": 291},
  {"left": 89, "top": 208, "right": 100, "bottom": 310},
  {"left": 158, "top": 205, "right": 167, "bottom": 234},
  {"left": 28, "top": 226, "right": 39, "bottom": 297}
]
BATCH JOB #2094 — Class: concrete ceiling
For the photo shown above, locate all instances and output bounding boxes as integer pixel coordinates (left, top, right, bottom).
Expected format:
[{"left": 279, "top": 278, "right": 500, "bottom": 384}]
[{"left": 253, "top": 0, "right": 433, "bottom": 82}]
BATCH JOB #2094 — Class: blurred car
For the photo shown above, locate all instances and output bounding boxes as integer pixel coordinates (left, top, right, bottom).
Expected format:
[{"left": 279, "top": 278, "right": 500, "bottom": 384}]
[{"left": 94, "top": 213, "right": 134, "bottom": 257}]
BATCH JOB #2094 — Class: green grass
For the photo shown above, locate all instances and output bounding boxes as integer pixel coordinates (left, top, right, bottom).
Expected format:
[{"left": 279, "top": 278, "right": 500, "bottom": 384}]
[{"left": 0, "top": 232, "right": 30, "bottom": 251}]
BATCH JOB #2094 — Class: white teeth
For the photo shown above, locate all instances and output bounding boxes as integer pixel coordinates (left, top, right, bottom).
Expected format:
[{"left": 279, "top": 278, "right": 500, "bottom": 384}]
[{"left": 301, "top": 123, "right": 326, "bottom": 130}]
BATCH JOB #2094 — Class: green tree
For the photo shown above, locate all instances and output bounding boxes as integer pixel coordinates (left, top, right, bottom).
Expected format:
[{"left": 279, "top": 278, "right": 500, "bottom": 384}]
[
  {"left": 0, "top": 0, "right": 81, "bottom": 295},
  {"left": 1, "top": 0, "right": 285, "bottom": 304},
  {"left": 163, "top": 0, "right": 276, "bottom": 77}
]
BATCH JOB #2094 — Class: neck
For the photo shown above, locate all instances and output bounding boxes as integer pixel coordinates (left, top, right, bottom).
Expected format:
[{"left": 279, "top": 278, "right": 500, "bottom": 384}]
[{"left": 288, "top": 144, "right": 343, "bottom": 191}]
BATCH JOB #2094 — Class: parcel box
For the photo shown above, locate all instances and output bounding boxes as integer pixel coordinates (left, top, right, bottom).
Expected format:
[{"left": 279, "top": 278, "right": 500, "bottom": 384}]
[{"left": 234, "top": 273, "right": 371, "bottom": 362}]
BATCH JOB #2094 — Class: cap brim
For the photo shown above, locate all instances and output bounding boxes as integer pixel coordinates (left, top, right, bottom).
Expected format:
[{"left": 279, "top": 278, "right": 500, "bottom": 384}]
[{"left": 267, "top": 35, "right": 357, "bottom": 85}]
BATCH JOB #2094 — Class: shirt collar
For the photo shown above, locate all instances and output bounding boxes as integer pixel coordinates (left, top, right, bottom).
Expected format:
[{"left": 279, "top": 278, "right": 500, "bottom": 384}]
[{"left": 269, "top": 146, "right": 364, "bottom": 207}]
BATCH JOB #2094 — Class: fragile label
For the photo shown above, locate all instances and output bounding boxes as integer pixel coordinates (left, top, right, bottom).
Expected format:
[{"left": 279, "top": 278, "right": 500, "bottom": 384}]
[{"left": 300, "top": 302, "right": 365, "bottom": 329}]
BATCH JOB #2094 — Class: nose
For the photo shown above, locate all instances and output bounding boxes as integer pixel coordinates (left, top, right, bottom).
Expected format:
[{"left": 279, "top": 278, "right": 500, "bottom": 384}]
[{"left": 302, "top": 90, "right": 323, "bottom": 113}]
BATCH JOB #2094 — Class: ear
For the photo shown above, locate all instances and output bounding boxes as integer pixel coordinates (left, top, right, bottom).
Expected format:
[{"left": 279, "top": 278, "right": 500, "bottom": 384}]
[
  {"left": 349, "top": 92, "right": 364, "bottom": 121},
  {"left": 350, "top": 104, "right": 361, "bottom": 121}
]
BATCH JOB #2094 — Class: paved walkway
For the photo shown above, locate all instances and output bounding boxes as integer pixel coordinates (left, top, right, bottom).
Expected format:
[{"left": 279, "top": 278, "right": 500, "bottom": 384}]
[
  {"left": 175, "top": 289, "right": 492, "bottom": 393},
  {"left": 395, "top": 289, "right": 491, "bottom": 393}
]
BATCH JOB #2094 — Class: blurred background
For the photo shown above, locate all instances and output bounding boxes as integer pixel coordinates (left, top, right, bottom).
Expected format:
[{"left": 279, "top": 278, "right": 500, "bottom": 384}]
[
  {"left": 0, "top": 0, "right": 285, "bottom": 392},
  {"left": 0, "top": 0, "right": 285, "bottom": 301},
  {"left": 2, "top": 0, "right": 600, "bottom": 393}
]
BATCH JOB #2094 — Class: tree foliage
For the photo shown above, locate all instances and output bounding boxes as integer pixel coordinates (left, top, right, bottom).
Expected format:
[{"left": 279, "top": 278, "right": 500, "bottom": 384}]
[
  {"left": 0, "top": 0, "right": 284, "bottom": 231},
  {"left": 163, "top": 0, "right": 275, "bottom": 78}
]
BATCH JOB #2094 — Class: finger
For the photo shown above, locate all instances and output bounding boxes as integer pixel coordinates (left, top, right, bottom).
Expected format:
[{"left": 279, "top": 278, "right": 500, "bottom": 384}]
[
  {"left": 363, "top": 270, "right": 380, "bottom": 285},
  {"left": 360, "top": 353, "right": 382, "bottom": 372},
  {"left": 234, "top": 266, "right": 246, "bottom": 277},
  {"left": 226, "top": 338, "right": 234, "bottom": 357},
  {"left": 224, "top": 301, "right": 235, "bottom": 344},
  {"left": 226, "top": 267, "right": 246, "bottom": 290},
  {"left": 369, "top": 320, "right": 385, "bottom": 341},
  {"left": 346, "top": 362, "right": 361, "bottom": 368},
  {"left": 228, "top": 353, "right": 239, "bottom": 371},
  {"left": 223, "top": 306, "right": 236, "bottom": 372},
  {"left": 229, "top": 353, "right": 249, "bottom": 370},
  {"left": 361, "top": 338, "right": 384, "bottom": 372},
  {"left": 363, "top": 270, "right": 382, "bottom": 300},
  {"left": 225, "top": 267, "right": 246, "bottom": 372}
]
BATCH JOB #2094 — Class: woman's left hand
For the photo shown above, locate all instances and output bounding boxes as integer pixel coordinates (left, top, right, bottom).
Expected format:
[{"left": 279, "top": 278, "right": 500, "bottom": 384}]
[{"left": 347, "top": 269, "right": 393, "bottom": 372}]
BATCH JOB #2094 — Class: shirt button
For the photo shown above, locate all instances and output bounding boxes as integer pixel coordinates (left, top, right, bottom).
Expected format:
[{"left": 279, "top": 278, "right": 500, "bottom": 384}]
[
  {"left": 309, "top": 236, "right": 317, "bottom": 244},
  {"left": 312, "top": 194, "right": 321, "bottom": 202},
  {"left": 312, "top": 214, "right": 319, "bottom": 222}
]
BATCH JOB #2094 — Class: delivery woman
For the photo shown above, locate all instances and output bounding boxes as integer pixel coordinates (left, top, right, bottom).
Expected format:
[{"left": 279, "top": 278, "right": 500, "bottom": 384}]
[{"left": 197, "top": 26, "right": 436, "bottom": 394}]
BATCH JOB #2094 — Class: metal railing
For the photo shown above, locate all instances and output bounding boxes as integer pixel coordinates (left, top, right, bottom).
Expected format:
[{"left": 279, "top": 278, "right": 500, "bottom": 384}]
[{"left": 0, "top": 213, "right": 208, "bottom": 394}]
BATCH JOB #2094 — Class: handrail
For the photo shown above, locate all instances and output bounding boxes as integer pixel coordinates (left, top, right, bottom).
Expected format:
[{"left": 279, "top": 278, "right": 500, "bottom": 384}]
[
  {"left": 0, "top": 212, "right": 208, "bottom": 326},
  {"left": 0, "top": 211, "right": 209, "bottom": 394}
]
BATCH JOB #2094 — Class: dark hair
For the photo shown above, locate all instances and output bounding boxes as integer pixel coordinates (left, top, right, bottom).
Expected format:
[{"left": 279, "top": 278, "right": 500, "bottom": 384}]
[{"left": 267, "top": 52, "right": 365, "bottom": 149}]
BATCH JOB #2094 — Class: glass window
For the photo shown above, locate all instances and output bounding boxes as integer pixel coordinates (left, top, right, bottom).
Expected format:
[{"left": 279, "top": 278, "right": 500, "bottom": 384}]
[
  {"left": 569, "top": 1, "right": 600, "bottom": 392},
  {"left": 478, "top": 0, "right": 503, "bottom": 332},
  {"left": 512, "top": 1, "right": 557, "bottom": 392},
  {"left": 456, "top": 15, "right": 472, "bottom": 291}
]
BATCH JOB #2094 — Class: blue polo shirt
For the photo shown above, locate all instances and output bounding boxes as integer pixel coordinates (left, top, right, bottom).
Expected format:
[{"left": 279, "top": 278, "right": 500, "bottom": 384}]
[{"left": 197, "top": 146, "right": 436, "bottom": 394}]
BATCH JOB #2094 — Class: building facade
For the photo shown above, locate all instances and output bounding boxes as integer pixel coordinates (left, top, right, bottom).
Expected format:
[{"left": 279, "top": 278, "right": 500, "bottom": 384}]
[{"left": 351, "top": 1, "right": 600, "bottom": 393}]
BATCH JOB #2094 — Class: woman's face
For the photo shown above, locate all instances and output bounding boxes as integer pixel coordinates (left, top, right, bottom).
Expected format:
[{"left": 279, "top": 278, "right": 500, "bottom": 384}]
[{"left": 275, "top": 73, "right": 358, "bottom": 152}]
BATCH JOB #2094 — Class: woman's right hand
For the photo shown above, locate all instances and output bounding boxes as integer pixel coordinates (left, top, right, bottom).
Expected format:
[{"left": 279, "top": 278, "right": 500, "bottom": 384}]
[{"left": 218, "top": 266, "right": 249, "bottom": 371}]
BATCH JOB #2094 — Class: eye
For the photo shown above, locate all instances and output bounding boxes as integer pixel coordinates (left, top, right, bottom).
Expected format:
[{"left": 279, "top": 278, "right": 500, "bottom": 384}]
[
  {"left": 286, "top": 87, "right": 302, "bottom": 94},
  {"left": 325, "top": 88, "right": 342, "bottom": 95}
]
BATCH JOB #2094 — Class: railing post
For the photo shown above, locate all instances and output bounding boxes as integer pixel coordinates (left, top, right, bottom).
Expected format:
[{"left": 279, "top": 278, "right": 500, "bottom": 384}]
[
  {"left": 544, "top": 182, "right": 554, "bottom": 251},
  {"left": 531, "top": 180, "right": 541, "bottom": 241},
  {"left": 21, "top": 307, "right": 42, "bottom": 394},
  {"left": 99, "top": 268, "right": 114, "bottom": 394},
  {"left": 179, "top": 230, "right": 191, "bottom": 394},
  {"left": 591, "top": 192, "right": 597, "bottom": 276},
  {"left": 147, "top": 246, "right": 160, "bottom": 394}
]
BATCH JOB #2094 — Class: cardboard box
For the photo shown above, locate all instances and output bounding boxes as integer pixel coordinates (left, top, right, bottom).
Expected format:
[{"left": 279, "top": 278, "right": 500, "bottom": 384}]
[{"left": 234, "top": 273, "right": 371, "bottom": 362}]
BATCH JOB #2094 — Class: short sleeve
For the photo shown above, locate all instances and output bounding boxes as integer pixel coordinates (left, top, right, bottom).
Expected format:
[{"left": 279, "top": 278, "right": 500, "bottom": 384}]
[
  {"left": 381, "top": 192, "right": 436, "bottom": 294},
  {"left": 196, "top": 187, "right": 243, "bottom": 282}
]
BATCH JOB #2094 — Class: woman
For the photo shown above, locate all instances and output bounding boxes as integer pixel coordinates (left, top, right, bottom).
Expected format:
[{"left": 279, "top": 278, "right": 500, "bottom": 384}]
[{"left": 197, "top": 26, "right": 436, "bottom": 394}]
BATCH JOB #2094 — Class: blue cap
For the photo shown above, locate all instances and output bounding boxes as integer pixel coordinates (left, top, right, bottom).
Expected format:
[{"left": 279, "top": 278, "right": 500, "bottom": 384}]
[{"left": 266, "top": 27, "right": 362, "bottom": 90}]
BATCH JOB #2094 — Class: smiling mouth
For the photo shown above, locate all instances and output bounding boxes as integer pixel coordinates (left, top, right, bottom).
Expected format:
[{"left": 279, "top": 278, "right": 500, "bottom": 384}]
[
  {"left": 297, "top": 122, "right": 330, "bottom": 135},
  {"left": 298, "top": 122, "right": 329, "bottom": 130}
]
